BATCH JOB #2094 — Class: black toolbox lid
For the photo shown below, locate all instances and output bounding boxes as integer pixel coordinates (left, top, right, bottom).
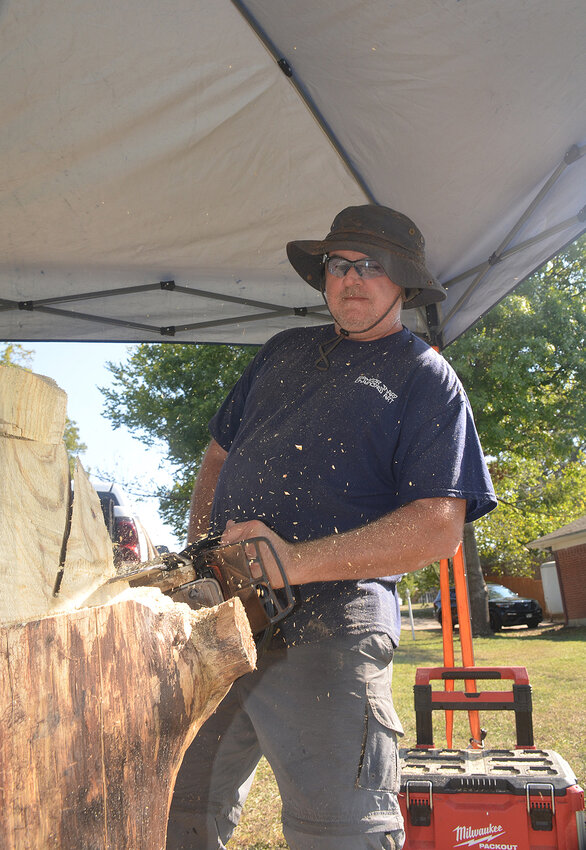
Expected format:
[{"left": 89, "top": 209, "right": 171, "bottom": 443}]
[{"left": 399, "top": 748, "right": 579, "bottom": 795}]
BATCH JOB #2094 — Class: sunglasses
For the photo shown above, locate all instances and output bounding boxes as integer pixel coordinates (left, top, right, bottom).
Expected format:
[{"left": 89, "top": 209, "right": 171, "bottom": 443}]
[{"left": 325, "top": 255, "right": 386, "bottom": 279}]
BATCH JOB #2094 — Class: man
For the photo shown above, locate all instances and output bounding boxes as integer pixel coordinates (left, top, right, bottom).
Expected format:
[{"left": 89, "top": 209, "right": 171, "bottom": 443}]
[{"left": 166, "top": 205, "right": 496, "bottom": 850}]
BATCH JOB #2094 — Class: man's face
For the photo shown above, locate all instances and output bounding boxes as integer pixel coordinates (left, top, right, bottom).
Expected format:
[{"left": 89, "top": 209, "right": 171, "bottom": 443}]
[{"left": 324, "top": 250, "right": 404, "bottom": 340}]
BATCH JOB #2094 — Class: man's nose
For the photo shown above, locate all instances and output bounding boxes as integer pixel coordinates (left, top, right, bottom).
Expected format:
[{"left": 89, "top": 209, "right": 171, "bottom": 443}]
[{"left": 342, "top": 265, "right": 363, "bottom": 283}]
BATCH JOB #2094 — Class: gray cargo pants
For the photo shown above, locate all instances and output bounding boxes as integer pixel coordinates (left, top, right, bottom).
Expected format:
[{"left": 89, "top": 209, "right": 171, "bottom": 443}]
[{"left": 166, "top": 632, "right": 405, "bottom": 850}]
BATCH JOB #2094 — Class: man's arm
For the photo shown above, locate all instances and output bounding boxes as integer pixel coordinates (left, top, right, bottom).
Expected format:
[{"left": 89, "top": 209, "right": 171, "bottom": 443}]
[
  {"left": 221, "top": 497, "right": 466, "bottom": 587},
  {"left": 187, "top": 438, "right": 228, "bottom": 543}
]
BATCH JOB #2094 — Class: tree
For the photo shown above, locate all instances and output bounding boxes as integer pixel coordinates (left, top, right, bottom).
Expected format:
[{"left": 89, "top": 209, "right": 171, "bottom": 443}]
[
  {"left": 443, "top": 236, "right": 585, "bottom": 631},
  {"left": 63, "top": 419, "right": 88, "bottom": 475},
  {"left": 1, "top": 343, "right": 34, "bottom": 368},
  {"left": 446, "top": 236, "right": 586, "bottom": 574},
  {"left": 101, "top": 344, "right": 258, "bottom": 537},
  {"left": 474, "top": 452, "right": 586, "bottom": 574},
  {"left": 445, "top": 237, "right": 585, "bottom": 463}
]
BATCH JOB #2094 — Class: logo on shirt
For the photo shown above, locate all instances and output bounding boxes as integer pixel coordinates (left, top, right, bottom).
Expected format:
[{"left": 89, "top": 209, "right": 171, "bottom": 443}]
[{"left": 355, "top": 375, "right": 398, "bottom": 404}]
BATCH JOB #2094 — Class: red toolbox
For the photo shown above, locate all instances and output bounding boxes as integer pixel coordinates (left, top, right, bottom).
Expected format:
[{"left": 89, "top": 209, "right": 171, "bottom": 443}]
[{"left": 399, "top": 666, "right": 586, "bottom": 849}]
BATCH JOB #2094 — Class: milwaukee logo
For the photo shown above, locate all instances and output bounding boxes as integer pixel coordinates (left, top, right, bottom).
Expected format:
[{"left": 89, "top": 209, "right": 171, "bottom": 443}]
[
  {"left": 355, "top": 374, "right": 398, "bottom": 403},
  {"left": 453, "top": 823, "right": 513, "bottom": 848}
]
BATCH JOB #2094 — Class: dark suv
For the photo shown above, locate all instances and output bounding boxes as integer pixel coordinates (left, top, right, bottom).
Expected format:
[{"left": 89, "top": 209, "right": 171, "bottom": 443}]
[{"left": 433, "top": 583, "right": 543, "bottom": 631}]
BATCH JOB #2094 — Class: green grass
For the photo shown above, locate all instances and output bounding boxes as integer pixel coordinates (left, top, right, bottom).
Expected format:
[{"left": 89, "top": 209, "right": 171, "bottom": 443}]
[{"left": 229, "top": 621, "right": 586, "bottom": 848}]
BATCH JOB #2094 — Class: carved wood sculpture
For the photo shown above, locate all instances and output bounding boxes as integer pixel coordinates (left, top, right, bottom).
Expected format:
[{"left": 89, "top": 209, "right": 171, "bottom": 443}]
[{"left": 0, "top": 365, "right": 256, "bottom": 849}]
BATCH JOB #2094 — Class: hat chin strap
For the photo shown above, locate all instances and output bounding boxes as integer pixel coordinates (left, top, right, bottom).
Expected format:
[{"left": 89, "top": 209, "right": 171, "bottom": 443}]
[{"left": 315, "top": 290, "right": 402, "bottom": 371}]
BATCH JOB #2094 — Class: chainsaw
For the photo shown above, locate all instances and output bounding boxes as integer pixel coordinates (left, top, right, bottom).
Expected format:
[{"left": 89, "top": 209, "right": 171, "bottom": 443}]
[{"left": 101, "top": 534, "right": 295, "bottom": 634}]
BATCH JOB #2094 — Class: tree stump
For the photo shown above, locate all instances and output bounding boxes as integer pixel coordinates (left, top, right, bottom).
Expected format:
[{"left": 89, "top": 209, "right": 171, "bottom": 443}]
[
  {"left": 0, "top": 365, "right": 256, "bottom": 849},
  {"left": 0, "top": 592, "right": 255, "bottom": 850}
]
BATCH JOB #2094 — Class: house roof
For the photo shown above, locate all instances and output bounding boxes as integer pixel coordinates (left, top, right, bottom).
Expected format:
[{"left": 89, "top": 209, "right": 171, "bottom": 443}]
[{"left": 528, "top": 515, "right": 586, "bottom": 550}]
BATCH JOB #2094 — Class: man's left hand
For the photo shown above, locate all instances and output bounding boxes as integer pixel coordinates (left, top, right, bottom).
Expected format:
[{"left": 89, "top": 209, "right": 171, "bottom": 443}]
[{"left": 221, "top": 519, "right": 295, "bottom": 589}]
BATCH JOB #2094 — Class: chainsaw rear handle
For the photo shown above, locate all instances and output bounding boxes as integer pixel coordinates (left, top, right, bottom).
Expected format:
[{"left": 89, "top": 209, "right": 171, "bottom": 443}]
[{"left": 230, "top": 535, "right": 296, "bottom": 625}]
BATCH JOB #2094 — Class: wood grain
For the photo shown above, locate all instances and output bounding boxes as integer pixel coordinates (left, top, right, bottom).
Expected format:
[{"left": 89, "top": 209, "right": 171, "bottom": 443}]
[
  {"left": 0, "top": 591, "right": 256, "bottom": 850},
  {"left": 53, "top": 460, "right": 119, "bottom": 612}
]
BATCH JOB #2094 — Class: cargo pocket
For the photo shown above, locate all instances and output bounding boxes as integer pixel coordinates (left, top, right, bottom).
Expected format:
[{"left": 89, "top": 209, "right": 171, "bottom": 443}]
[{"left": 356, "top": 678, "right": 404, "bottom": 793}]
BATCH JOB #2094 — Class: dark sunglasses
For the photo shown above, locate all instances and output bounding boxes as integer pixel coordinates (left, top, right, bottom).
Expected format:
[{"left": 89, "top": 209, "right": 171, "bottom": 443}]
[{"left": 325, "top": 255, "right": 386, "bottom": 279}]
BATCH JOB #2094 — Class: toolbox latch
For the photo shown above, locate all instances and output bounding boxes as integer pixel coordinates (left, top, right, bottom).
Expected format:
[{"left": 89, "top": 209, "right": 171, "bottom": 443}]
[
  {"left": 405, "top": 780, "right": 433, "bottom": 827},
  {"left": 527, "top": 783, "right": 555, "bottom": 832}
]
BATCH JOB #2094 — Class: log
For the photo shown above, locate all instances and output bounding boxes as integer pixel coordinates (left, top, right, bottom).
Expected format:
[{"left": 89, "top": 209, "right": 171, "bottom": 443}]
[
  {"left": 0, "top": 365, "right": 71, "bottom": 623},
  {"left": 0, "top": 364, "right": 257, "bottom": 848},
  {"left": 0, "top": 590, "right": 256, "bottom": 850},
  {"left": 53, "top": 459, "right": 120, "bottom": 612}
]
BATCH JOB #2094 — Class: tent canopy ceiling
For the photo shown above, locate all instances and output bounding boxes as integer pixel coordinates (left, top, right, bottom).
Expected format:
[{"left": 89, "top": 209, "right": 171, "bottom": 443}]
[{"left": 1, "top": 0, "right": 585, "bottom": 348}]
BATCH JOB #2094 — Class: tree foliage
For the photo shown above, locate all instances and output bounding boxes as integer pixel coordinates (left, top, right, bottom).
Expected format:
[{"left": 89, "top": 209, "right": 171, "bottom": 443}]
[
  {"left": 445, "top": 235, "right": 586, "bottom": 574},
  {"left": 445, "top": 238, "right": 585, "bottom": 462},
  {"left": 63, "top": 419, "right": 88, "bottom": 475},
  {"left": 1, "top": 343, "right": 34, "bottom": 368}
]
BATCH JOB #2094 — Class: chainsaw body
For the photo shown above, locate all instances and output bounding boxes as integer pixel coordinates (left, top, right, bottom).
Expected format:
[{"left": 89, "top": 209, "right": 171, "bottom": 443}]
[{"left": 123, "top": 535, "right": 295, "bottom": 634}]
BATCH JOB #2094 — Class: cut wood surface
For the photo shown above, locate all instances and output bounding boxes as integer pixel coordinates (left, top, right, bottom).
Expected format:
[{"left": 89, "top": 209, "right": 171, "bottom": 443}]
[
  {"left": 0, "top": 366, "right": 122, "bottom": 625},
  {"left": 0, "top": 590, "right": 256, "bottom": 850},
  {"left": 0, "top": 364, "right": 67, "bottom": 444},
  {"left": 53, "top": 459, "right": 119, "bottom": 612},
  {"left": 0, "top": 365, "right": 71, "bottom": 624}
]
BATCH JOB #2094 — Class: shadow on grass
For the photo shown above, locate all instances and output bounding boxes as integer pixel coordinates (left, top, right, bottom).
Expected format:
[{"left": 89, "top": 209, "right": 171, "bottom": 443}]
[{"left": 487, "top": 624, "right": 586, "bottom": 643}]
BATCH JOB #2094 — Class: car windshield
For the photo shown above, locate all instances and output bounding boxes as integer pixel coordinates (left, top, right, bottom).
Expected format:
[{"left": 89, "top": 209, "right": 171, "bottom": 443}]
[{"left": 488, "top": 585, "right": 518, "bottom": 600}]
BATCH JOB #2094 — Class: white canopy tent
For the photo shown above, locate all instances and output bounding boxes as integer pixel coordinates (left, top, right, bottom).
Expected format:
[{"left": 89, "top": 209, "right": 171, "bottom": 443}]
[{"left": 1, "top": 0, "right": 585, "bottom": 348}]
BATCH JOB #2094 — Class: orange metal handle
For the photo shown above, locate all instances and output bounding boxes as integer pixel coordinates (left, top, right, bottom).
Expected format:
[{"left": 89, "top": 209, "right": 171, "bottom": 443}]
[
  {"left": 439, "top": 558, "right": 454, "bottom": 748},
  {"left": 452, "top": 544, "right": 482, "bottom": 747}
]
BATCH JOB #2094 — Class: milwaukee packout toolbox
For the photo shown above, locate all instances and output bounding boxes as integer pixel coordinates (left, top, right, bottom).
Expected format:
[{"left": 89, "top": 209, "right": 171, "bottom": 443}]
[{"left": 398, "top": 666, "right": 586, "bottom": 849}]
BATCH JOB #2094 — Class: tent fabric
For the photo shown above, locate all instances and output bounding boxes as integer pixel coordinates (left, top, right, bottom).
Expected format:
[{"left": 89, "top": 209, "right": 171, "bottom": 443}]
[{"left": 1, "top": 0, "right": 585, "bottom": 347}]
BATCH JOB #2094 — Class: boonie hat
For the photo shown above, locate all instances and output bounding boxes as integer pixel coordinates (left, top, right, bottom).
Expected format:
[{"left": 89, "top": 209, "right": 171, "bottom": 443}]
[{"left": 286, "top": 204, "right": 446, "bottom": 309}]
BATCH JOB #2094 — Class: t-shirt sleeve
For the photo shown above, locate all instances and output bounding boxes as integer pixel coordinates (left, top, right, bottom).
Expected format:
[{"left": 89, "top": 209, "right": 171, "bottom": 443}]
[{"left": 393, "top": 395, "right": 497, "bottom": 523}]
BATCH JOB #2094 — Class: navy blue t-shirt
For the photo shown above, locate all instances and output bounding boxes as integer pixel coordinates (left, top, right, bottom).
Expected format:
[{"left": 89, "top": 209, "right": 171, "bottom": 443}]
[{"left": 209, "top": 325, "right": 496, "bottom": 646}]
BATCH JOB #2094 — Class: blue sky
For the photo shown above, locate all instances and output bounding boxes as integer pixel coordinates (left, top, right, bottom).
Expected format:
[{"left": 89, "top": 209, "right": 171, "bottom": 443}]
[{"left": 24, "top": 342, "right": 182, "bottom": 550}]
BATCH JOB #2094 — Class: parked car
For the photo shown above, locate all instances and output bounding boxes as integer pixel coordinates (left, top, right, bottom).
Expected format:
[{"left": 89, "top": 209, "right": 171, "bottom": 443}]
[
  {"left": 433, "top": 583, "right": 543, "bottom": 631},
  {"left": 91, "top": 479, "right": 158, "bottom": 566}
]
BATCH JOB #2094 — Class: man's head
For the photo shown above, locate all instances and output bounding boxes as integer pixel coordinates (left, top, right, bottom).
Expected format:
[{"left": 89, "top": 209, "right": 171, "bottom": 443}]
[
  {"left": 286, "top": 204, "right": 446, "bottom": 310},
  {"left": 321, "top": 248, "right": 404, "bottom": 340}
]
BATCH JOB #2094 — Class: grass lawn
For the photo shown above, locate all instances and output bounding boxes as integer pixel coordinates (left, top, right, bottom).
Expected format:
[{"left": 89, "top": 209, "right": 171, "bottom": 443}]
[{"left": 228, "top": 619, "right": 586, "bottom": 849}]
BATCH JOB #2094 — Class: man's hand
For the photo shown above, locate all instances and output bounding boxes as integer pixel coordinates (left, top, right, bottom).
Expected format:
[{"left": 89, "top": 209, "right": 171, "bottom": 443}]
[{"left": 221, "top": 519, "right": 294, "bottom": 589}]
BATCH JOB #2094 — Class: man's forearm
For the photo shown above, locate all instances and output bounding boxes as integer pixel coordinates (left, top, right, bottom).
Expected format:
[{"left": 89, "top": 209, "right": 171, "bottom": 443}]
[
  {"left": 187, "top": 439, "right": 228, "bottom": 542},
  {"left": 290, "top": 498, "right": 466, "bottom": 583},
  {"left": 221, "top": 497, "right": 466, "bottom": 587}
]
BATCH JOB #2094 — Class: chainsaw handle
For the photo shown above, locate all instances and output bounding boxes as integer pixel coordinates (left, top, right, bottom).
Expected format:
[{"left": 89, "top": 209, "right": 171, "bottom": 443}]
[{"left": 245, "top": 536, "right": 295, "bottom": 624}]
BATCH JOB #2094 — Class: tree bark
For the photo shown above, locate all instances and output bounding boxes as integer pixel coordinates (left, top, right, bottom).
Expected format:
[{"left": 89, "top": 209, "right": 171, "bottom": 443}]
[
  {"left": 0, "top": 591, "right": 256, "bottom": 850},
  {"left": 463, "top": 522, "right": 491, "bottom": 636}
]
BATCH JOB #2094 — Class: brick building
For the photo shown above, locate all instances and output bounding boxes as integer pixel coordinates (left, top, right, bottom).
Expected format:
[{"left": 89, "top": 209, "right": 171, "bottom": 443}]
[{"left": 528, "top": 516, "right": 586, "bottom": 627}]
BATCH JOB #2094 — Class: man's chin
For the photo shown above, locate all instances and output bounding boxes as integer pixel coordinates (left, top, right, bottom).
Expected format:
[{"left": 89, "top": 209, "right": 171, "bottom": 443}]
[{"left": 333, "top": 306, "right": 372, "bottom": 330}]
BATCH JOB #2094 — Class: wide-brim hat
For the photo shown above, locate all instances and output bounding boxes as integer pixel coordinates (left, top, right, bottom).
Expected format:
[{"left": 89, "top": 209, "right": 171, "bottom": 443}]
[{"left": 286, "top": 204, "right": 447, "bottom": 309}]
